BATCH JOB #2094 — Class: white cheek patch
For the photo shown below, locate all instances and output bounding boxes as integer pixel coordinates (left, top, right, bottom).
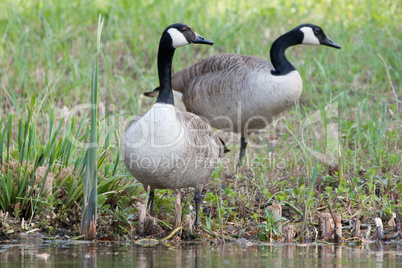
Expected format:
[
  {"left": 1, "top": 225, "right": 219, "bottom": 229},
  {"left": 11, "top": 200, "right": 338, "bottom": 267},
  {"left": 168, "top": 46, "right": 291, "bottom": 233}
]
[
  {"left": 167, "top": 28, "right": 189, "bottom": 48},
  {"left": 300, "top": 27, "right": 320, "bottom": 45}
]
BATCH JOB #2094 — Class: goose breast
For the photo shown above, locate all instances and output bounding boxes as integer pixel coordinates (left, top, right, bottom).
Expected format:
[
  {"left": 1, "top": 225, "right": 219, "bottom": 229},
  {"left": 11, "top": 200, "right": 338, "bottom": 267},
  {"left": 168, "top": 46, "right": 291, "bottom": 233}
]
[{"left": 122, "top": 104, "right": 223, "bottom": 191}]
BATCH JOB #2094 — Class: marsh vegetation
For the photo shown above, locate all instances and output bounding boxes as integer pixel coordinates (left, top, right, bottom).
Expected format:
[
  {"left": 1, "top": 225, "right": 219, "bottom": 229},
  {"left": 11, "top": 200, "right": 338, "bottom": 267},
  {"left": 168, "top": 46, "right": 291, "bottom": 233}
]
[{"left": 0, "top": 0, "right": 400, "bottom": 243}]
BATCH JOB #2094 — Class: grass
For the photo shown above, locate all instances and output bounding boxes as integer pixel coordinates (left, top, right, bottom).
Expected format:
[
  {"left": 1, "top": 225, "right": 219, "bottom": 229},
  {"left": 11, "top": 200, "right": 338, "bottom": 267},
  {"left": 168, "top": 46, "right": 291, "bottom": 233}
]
[
  {"left": 0, "top": 0, "right": 401, "bottom": 241},
  {"left": 81, "top": 14, "right": 103, "bottom": 239}
]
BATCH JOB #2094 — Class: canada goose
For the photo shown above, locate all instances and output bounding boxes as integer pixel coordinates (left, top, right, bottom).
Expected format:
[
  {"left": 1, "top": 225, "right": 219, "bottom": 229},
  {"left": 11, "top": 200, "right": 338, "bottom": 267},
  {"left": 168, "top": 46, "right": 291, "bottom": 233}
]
[
  {"left": 144, "top": 24, "right": 341, "bottom": 166},
  {"left": 121, "top": 23, "right": 226, "bottom": 226}
]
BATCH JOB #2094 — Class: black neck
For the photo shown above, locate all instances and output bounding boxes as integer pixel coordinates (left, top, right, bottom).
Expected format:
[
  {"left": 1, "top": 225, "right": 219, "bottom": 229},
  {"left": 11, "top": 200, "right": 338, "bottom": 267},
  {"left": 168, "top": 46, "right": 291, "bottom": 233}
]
[
  {"left": 270, "top": 29, "right": 303, "bottom": 76},
  {"left": 156, "top": 35, "right": 175, "bottom": 105}
]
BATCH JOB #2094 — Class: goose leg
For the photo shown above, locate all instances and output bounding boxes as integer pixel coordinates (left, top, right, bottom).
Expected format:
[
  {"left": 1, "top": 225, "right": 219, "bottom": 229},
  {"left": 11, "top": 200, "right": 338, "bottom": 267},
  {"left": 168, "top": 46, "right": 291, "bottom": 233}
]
[
  {"left": 147, "top": 191, "right": 155, "bottom": 215},
  {"left": 237, "top": 137, "right": 248, "bottom": 167},
  {"left": 194, "top": 191, "right": 202, "bottom": 226}
]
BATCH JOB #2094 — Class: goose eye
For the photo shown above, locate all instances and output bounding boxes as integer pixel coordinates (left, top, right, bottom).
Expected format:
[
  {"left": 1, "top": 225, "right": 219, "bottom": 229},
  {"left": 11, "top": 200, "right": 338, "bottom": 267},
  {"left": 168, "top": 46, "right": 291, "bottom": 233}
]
[
  {"left": 181, "top": 27, "right": 187, "bottom": 32},
  {"left": 314, "top": 27, "right": 321, "bottom": 34}
]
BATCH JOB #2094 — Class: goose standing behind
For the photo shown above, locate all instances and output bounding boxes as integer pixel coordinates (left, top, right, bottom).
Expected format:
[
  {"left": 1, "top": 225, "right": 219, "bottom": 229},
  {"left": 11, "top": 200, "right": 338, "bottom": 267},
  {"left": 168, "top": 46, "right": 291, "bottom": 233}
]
[
  {"left": 121, "top": 23, "right": 225, "bottom": 226},
  {"left": 145, "top": 24, "right": 341, "bottom": 166}
]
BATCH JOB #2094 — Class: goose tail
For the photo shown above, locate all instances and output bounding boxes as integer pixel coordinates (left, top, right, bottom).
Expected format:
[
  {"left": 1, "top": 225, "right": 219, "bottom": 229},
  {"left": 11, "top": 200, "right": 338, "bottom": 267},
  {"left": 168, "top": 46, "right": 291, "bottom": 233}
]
[{"left": 144, "top": 87, "right": 160, "bottom": 97}]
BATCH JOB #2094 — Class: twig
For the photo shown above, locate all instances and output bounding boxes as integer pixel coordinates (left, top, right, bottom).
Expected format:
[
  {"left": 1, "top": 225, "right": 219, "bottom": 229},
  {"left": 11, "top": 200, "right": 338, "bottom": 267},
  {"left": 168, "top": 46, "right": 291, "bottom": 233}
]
[
  {"left": 1, "top": 227, "right": 10, "bottom": 240},
  {"left": 283, "top": 201, "right": 303, "bottom": 217},
  {"left": 161, "top": 226, "right": 183, "bottom": 241},
  {"left": 72, "top": 235, "right": 85, "bottom": 240},
  {"left": 155, "top": 218, "right": 172, "bottom": 230},
  {"left": 200, "top": 225, "right": 220, "bottom": 238},
  {"left": 350, "top": 209, "right": 362, "bottom": 219},
  {"left": 321, "top": 227, "right": 337, "bottom": 242}
]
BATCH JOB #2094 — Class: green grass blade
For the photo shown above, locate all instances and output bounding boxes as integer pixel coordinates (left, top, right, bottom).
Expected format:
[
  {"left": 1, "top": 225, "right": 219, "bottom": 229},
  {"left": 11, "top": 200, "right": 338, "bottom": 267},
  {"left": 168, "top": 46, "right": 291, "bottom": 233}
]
[
  {"left": 301, "top": 162, "right": 319, "bottom": 239},
  {"left": 81, "top": 14, "right": 104, "bottom": 238},
  {"left": 0, "top": 116, "right": 12, "bottom": 164}
]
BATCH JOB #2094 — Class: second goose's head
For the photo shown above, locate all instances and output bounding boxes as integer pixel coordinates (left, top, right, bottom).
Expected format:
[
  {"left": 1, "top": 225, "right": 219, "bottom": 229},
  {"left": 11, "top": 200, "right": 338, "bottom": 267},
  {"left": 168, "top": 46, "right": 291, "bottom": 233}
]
[
  {"left": 270, "top": 24, "right": 340, "bottom": 75},
  {"left": 161, "top": 23, "right": 214, "bottom": 49},
  {"left": 295, "top": 24, "right": 341, "bottom": 49}
]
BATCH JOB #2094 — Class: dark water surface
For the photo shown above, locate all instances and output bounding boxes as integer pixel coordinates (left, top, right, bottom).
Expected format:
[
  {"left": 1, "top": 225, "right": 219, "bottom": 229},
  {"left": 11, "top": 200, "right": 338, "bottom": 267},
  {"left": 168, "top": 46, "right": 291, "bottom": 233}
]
[{"left": 1, "top": 240, "right": 401, "bottom": 267}]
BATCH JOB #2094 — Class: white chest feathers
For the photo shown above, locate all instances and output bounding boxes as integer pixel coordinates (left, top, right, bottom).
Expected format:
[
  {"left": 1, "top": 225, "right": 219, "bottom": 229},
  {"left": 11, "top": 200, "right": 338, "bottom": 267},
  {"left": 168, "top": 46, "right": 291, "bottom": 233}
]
[
  {"left": 253, "top": 70, "right": 303, "bottom": 107},
  {"left": 123, "top": 103, "right": 184, "bottom": 150}
]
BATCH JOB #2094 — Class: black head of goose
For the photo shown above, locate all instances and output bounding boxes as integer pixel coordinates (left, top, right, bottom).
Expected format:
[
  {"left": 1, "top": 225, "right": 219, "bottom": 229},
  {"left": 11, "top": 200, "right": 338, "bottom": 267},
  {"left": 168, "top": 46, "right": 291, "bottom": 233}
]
[
  {"left": 270, "top": 24, "right": 340, "bottom": 75},
  {"left": 144, "top": 24, "right": 341, "bottom": 167},
  {"left": 121, "top": 23, "right": 224, "bottom": 227}
]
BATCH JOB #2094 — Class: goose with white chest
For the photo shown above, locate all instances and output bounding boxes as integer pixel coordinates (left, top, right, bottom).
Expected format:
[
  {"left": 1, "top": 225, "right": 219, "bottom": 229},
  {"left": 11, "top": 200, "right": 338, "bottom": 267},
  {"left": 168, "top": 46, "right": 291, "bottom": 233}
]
[
  {"left": 121, "top": 23, "right": 226, "bottom": 226},
  {"left": 145, "top": 24, "right": 341, "bottom": 166}
]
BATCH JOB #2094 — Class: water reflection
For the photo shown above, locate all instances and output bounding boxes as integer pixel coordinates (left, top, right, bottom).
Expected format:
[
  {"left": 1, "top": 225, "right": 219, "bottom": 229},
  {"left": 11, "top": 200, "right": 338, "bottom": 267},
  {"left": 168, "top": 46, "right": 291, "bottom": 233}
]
[{"left": 0, "top": 240, "right": 401, "bottom": 267}]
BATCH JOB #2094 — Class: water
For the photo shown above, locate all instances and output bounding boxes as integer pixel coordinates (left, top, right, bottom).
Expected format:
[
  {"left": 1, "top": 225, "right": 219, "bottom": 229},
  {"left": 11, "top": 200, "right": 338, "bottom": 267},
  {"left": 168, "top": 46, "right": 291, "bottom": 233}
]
[{"left": 1, "top": 240, "right": 401, "bottom": 267}]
